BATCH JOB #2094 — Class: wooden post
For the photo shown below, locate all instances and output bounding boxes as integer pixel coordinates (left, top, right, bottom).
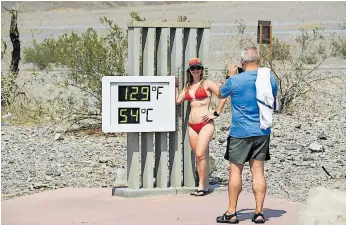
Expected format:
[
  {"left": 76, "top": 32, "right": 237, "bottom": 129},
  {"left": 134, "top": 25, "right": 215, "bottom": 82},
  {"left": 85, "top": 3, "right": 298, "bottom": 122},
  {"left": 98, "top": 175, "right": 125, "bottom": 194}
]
[
  {"left": 257, "top": 20, "right": 272, "bottom": 65},
  {"left": 169, "top": 28, "right": 183, "bottom": 187},
  {"left": 197, "top": 28, "right": 210, "bottom": 189},
  {"left": 154, "top": 27, "right": 169, "bottom": 188},
  {"left": 269, "top": 25, "right": 273, "bottom": 62},
  {"left": 126, "top": 27, "right": 141, "bottom": 189},
  {"left": 183, "top": 28, "right": 197, "bottom": 187},
  {"left": 141, "top": 27, "right": 155, "bottom": 188}
]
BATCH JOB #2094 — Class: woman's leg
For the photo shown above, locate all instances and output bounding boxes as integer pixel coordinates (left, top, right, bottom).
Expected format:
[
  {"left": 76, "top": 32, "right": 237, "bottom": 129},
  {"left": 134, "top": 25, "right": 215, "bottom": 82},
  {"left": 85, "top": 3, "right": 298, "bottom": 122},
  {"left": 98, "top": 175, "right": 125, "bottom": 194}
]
[
  {"left": 195, "top": 123, "right": 215, "bottom": 191},
  {"left": 188, "top": 125, "right": 199, "bottom": 161}
]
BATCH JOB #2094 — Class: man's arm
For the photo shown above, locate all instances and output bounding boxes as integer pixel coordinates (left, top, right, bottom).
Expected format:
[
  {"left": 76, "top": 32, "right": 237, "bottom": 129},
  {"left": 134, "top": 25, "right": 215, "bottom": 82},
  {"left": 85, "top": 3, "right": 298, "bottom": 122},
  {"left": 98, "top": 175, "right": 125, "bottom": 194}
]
[{"left": 208, "top": 65, "right": 238, "bottom": 99}]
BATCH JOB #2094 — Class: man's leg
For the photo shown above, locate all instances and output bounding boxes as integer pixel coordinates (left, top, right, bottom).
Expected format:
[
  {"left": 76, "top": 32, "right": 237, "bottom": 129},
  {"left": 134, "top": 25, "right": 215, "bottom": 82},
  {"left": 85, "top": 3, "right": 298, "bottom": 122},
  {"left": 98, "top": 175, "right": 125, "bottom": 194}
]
[
  {"left": 217, "top": 136, "right": 250, "bottom": 223},
  {"left": 249, "top": 135, "right": 270, "bottom": 222},
  {"left": 249, "top": 159, "right": 266, "bottom": 216},
  {"left": 228, "top": 162, "right": 244, "bottom": 215}
]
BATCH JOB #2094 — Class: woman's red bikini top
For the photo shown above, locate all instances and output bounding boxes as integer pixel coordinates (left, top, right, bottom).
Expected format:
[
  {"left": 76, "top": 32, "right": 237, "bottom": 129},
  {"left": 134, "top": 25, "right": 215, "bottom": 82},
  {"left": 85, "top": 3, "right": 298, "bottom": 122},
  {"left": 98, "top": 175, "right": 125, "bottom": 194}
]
[{"left": 185, "top": 85, "right": 209, "bottom": 101}]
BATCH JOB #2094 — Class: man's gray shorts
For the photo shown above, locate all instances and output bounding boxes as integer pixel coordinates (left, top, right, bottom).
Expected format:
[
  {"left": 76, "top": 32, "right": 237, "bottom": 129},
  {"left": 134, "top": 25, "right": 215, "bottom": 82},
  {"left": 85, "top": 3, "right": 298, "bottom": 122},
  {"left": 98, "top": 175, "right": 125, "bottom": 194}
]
[{"left": 224, "top": 135, "right": 271, "bottom": 165}]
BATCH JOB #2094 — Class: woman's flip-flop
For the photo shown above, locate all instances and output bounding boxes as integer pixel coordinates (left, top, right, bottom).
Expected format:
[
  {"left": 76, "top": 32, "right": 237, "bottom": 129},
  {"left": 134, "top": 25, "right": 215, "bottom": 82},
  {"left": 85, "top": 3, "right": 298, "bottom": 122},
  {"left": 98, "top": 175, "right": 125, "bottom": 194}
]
[{"left": 190, "top": 189, "right": 208, "bottom": 196}]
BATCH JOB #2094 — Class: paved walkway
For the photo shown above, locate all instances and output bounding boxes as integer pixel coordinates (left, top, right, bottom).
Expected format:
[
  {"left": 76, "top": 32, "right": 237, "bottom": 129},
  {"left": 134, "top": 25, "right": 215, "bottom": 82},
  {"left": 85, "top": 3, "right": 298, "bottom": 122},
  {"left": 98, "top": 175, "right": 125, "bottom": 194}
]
[{"left": 2, "top": 188, "right": 301, "bottom": 225}]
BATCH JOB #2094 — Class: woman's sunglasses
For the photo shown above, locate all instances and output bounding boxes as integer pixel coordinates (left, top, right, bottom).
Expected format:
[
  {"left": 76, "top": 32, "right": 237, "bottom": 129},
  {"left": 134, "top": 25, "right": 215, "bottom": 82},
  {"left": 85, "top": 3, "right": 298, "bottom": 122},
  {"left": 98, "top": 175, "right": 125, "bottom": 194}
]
[{"left": 189, "top": 66, "right": 203, "bottom": 71}]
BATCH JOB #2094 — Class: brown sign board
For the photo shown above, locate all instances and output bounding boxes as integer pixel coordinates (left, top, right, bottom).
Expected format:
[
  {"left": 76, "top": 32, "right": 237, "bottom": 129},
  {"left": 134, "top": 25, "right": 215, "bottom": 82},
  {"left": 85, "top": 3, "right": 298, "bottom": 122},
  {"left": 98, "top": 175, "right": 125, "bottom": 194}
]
[{"left": 257, "top": 20, "right": 271, "bottom": 44}]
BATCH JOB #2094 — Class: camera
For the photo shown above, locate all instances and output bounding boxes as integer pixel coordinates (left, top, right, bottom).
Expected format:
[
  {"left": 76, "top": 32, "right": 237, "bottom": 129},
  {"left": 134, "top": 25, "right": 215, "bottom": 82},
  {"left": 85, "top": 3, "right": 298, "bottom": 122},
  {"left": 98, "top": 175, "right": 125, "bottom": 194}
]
[{"left": 225, "top": 67, "right": 244, "bottom": 79}]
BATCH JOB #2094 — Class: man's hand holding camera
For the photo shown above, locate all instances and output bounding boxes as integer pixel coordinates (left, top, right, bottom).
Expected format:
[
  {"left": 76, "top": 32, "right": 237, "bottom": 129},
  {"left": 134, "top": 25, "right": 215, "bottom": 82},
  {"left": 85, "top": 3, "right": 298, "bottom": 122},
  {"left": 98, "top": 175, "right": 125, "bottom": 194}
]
[{"left": 228, "top": 65, "right": 238, "bottom": 76}]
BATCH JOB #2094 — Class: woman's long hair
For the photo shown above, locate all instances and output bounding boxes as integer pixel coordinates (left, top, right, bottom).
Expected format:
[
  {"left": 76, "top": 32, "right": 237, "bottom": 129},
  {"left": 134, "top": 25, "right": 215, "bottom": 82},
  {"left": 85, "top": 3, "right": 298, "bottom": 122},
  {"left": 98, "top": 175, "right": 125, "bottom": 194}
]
[{"left": 184, "top": 68, "right": 205, "bottom": 89}]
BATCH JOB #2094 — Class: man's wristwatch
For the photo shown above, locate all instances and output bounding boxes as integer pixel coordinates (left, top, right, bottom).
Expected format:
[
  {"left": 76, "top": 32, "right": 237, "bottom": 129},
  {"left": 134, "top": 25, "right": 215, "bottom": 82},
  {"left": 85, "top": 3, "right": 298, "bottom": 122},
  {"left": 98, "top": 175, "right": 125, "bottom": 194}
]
[{"left": 213, "top": 111, "right": 220, "bottom": 117}]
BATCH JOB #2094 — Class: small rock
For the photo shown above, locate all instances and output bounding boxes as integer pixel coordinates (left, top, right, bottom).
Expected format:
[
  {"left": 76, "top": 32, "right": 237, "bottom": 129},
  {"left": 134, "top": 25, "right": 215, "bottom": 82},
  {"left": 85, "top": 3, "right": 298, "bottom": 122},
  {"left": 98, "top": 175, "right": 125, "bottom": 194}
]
[
  {"left": 81, "top": 167, "right": 93, "bottom": 174},
  {"left": 285, "top": 143, "right": 301, "bottom": 150},
  {"left": 270, "top": 142, "right": 278, "bottom": 148},
  {"left": 303, "top": 157, "right": 314, "bottom": 161},
  {"left": 295, "top": 124, "right": 302, "bottom": 129},
  {"left": 220, "top": 126, "right": 229, "bottom": 131},
  {"left": 106, "top": 161, "right": 116, "bottom": 167},
  {"left": 209, "top": 176, "right": 222, "bottom": 185},
  {"left": 99, "top": 157, "right": 110, "bottom": 163},
  {"left": 54, "top": 133, "right": 64, "bottom": 141},
  {"left": 45, "top": 176, "right": 53, "bottom": 181},
  {"left": 309, "top": 142, "right": 324, "bottom": 152},
  {"left": 273, "top": 132, "right": 284, "bottom": 137},
  {"left": 209, "top": 154, "right": 217, "bottom": 175},
  {"left": 218, "top": 138, "right": 226, "bottom": 144},
  {"left": 33, "top": 183, "right": 48, "bottom": 189},
  {"left": 317, "top": 131, "right": 327, "bottom": 140},
  {"left": 310, "top": 163, "right": 317, "bottom": 168}
]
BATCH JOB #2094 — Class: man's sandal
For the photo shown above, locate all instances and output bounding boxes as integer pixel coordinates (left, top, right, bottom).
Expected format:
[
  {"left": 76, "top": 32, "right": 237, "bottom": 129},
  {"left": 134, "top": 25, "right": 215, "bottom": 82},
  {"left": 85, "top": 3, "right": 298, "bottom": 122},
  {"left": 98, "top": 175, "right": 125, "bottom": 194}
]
[
  {"left": 190, "top": 189, "right": 208, "bottom": 196},
  {"left": 252, "top": 213, "right": 265, "bottom": 223},
  {"left": 216, "top": 211, "right": 239, "bottom": 224}
]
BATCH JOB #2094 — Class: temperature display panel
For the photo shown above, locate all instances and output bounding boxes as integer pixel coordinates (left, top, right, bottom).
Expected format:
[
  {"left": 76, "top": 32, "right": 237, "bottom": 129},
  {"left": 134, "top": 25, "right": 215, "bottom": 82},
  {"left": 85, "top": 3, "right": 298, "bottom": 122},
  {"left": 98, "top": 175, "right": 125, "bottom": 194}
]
[{"left": 102, "top": 76, "right": 175, "bottom": 133}]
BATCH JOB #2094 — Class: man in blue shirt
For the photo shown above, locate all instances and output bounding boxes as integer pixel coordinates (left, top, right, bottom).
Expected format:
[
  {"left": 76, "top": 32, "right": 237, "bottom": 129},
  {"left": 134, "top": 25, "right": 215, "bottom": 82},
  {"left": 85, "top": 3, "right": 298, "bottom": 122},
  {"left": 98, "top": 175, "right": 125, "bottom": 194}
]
[{"left": 214, "top": 47, "right": 278, "bottom": 224}]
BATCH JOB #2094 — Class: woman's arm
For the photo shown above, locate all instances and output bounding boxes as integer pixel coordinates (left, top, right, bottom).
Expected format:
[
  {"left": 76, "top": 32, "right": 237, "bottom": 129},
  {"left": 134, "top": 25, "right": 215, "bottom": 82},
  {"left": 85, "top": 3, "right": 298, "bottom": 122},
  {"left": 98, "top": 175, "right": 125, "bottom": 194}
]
[
  {"left": 176, "top": 86, "right": 186, "bottom": 104},
  {"left": 216, "top": 98, "right": 228, "bottom": 114},
  {"left": 206, "top": 80, "right": 223, "bottom": 99}
]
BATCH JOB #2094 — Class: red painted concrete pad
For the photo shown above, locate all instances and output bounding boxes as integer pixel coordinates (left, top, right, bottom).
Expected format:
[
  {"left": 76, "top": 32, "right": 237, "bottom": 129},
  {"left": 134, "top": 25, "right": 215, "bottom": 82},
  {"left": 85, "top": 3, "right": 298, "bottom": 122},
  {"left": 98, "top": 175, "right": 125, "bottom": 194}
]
[{"left": 2, "top": 188, "right": 301, "bottom": 225}]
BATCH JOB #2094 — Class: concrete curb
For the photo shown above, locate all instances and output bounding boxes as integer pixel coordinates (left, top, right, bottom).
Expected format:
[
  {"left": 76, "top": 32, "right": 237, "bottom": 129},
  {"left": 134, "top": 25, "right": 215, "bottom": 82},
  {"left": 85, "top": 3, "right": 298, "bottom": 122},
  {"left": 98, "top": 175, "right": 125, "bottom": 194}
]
[{"left": 112, "top": 184, "right": 228, "bottom": 198}]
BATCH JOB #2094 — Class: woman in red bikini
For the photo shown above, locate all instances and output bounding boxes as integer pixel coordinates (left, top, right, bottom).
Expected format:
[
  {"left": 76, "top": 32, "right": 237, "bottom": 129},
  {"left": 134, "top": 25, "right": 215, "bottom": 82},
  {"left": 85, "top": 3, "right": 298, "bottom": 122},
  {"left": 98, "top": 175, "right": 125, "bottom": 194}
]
[{"left": 176, "top": 57, "right": 226, "bottom": 196}]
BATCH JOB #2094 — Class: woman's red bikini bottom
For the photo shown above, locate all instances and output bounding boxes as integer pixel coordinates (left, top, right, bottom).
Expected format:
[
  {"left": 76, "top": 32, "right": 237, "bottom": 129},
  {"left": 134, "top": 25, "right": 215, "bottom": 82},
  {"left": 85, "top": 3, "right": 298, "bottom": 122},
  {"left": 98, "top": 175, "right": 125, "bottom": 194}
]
[{"left": 188, "top": 121, "right": 212, "bottom": 133}]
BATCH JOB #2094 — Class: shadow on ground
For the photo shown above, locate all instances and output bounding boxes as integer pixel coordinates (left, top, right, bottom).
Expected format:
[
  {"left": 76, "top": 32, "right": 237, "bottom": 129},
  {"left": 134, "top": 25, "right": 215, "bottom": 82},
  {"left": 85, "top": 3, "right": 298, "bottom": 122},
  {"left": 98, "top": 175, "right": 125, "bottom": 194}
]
[{"left": 235, "top": 208, "right": 287, "bottom": 222}]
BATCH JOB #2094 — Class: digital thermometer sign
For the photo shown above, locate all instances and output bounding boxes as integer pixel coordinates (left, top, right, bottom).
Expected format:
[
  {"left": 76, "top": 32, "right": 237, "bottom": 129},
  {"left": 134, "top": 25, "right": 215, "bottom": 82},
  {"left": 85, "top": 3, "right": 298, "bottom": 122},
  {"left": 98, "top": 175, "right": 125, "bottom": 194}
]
[{"left": 102, "top": 76, "right": 176, "bottom": 133}]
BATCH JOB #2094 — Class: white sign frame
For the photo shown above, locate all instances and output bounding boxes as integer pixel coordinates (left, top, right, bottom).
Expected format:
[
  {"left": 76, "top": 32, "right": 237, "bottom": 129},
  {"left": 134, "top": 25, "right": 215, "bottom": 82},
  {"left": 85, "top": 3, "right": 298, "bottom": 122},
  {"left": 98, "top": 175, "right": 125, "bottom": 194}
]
[{"left": 102, "top": 76, "right": 176, "bottom": 133}]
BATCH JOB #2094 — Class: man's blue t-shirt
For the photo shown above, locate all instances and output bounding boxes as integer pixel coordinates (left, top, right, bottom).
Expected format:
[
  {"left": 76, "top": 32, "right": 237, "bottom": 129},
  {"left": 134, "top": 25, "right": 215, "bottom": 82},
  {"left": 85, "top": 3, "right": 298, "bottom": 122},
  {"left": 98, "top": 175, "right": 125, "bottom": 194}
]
[{"left": 220, "top": 70, "right": 278, "bottom": 138}]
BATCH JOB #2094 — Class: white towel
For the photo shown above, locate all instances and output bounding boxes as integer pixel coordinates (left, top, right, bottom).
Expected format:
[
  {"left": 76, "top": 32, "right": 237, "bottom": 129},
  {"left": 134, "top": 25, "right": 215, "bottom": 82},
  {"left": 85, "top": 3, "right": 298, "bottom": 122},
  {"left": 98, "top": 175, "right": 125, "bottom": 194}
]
[{"left": 256, "top": 67, "right": 274, "bottom": 130}]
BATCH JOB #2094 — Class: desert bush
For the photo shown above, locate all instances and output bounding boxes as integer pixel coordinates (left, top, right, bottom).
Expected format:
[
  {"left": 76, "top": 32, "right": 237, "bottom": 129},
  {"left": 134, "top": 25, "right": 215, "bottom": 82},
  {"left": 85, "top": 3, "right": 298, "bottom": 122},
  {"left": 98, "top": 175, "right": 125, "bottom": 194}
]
[
  {"left": 261, "top": 37, "right": 292, "bottom": 61},
  {"left": 22, "top": 39, "right": 56, "bottom": 70},
  {"left": 331, "top": 21, "right": 346, "bottom": 58},
  {"left": 129, "top": 11, "right": 146, "bottom": 22},
  {"left": 177, "top": 16, "right": 188, "bottom": 22},
  {"left": 22, "top": 16, "right": 128, "bottom": 122},
  {"left": 300, "top": 49, "right": 319, "bottom": 64}
]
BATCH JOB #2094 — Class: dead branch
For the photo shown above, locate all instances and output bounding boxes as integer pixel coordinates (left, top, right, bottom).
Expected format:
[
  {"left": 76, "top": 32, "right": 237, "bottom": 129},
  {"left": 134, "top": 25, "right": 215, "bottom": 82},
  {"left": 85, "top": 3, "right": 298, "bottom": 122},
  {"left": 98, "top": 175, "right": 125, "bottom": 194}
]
[
  {"left": 68, "top": 82, "right": 102, "bottom": 103},
  {"left": 1, "top": 39, "right": 7, "bottom": 59},
  {"left": 9, "top": 8, "right": 20, "bottom": 75},
  {"left": 322, "top": 166, "right": 333, "bottom": 179}
]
